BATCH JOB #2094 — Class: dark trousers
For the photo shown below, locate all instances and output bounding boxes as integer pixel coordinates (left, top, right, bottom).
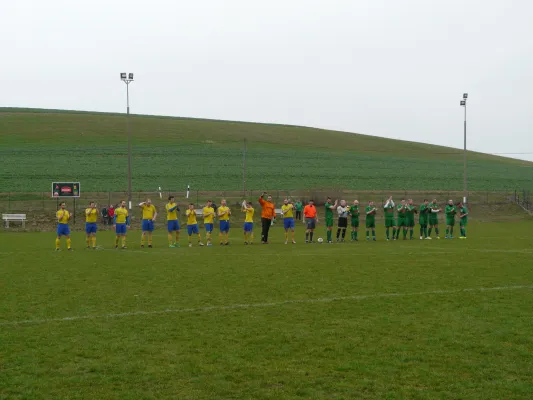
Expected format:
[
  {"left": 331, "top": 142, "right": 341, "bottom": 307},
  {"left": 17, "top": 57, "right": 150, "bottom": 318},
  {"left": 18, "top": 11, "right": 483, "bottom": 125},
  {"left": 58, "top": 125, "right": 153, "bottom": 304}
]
[
  {"left": 261, "top": 218, "right": 272, "bottom": 243},
  {"left": 296, "top": 211, "right": 302, "bottom": 220}
]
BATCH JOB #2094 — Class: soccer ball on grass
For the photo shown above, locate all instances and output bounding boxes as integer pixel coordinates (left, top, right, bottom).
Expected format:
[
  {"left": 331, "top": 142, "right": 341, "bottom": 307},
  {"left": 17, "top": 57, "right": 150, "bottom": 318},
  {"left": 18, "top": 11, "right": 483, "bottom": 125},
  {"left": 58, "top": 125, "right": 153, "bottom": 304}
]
[{"left": 317, "top": 238, "right": 324, "bottom": 243}]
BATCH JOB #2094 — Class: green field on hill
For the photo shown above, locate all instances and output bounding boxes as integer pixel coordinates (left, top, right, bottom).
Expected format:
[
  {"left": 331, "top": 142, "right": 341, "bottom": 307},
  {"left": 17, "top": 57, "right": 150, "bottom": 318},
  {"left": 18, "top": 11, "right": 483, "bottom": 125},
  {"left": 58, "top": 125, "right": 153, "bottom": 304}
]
[
  {"left": 1, "top": 108, "right": 531, "bottom": 192},
  {"left": 2, "top": 222, "right": 533, "bottom": 399}
]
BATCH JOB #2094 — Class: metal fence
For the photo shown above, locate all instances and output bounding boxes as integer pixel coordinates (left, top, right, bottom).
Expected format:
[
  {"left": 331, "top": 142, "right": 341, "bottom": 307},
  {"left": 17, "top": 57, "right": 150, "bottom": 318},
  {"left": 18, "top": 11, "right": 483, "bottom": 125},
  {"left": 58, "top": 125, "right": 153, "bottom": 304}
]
[
  {"left": 1, "top": 189, "right": 513, "bottom": 217},
  {"left": 513, "top": 190, "right": 531, "bottom": 212}
]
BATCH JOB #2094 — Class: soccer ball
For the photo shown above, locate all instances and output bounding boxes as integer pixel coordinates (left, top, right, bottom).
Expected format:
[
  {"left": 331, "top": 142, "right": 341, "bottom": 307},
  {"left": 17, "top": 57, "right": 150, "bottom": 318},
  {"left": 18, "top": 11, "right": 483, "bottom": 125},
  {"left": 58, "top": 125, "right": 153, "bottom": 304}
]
[{"left": 317, "top": 237, "right": 324, "bottom": 243}]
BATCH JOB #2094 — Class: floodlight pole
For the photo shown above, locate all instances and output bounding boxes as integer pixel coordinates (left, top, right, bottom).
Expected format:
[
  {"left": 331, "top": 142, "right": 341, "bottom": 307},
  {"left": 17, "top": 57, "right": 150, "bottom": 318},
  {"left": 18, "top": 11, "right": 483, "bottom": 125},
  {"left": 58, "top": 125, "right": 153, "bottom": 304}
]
[
  {"left": 243, "top": 138, "right": 247, "bottom": 197},
  {"left": 461, "top": 93, "right": 468, "bottom": 204},
  {"left": 463, "top": 102, "right": 467, "bottom": 203},
  {"left": 126, "top": 83, "right": 132, "bottom": 210},
  {"left": 121, "top": 73, "right": 134, "bottom": 209}
]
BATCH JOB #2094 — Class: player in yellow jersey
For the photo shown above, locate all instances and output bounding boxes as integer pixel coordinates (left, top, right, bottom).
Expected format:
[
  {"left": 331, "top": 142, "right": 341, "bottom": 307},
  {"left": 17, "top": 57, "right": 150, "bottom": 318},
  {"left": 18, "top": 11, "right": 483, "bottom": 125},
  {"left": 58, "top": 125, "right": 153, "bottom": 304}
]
[
  {"left": 241, "top": 201, "right": 255, "bottom": 244},
  {"left": 217, "top": 199, "right": 231, "bottom": 245},
  {"left": 55, "top": 202, "right": 72, "bottom": 251},
  {"left": 202, "top": 200, "right": 216, "bottom": 246},
  {"left": 113, "top": 200, "right": 130, "bottom": 249},
  {"left": 139, "top": 199, "right": 157, "bottom": 248},
  {"left": 166, "top": 196, "right": 181, "bottom": 248},
  {"left": 185, "top": 204, "right": 204, "bottom": 247},
  {"left": 281, "top": 198, "right": 296, "bottom": 244},
  {"left": 85, "top": 201, "right": 98, "bottom": 249}
]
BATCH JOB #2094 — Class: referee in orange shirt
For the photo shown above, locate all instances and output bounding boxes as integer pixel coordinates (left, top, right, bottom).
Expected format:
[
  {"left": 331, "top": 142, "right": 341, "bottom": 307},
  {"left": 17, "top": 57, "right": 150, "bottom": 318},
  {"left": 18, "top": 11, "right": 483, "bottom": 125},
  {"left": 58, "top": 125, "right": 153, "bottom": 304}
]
[
  {"left": 258, "top": 192, "right": 275, "bottom": 244},
  {"left": 304, "top": 199, "right": 318, "bottom": 243}
]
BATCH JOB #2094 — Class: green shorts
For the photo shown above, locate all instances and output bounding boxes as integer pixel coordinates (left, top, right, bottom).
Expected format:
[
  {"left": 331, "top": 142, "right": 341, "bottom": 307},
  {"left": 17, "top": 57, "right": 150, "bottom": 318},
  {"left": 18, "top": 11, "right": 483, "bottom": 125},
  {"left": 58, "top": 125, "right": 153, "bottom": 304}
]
[
  {"left": 446, "top": 218, "right": 455, "bottom": 226},
  {"left": 419, "top": 217, "right": 428, "bottom": 226},
  {"left": 397, "top": 218, "right": 407, "bottom": 227},
  {"left": 406, "top": 218, "right": 415, "bottom": 228},
  {"left": 326, "top": 217, "right": 334, "bottom": 228},
  {"left": 460, "top": 218, "right": 468, "bottom": 226},
  {"left": 385, "top": 218, "right": 395, "bottom": 228},
  {"left": 429, "top": 217, "right": 439, "bottom": 226},
  {"left": 366, "top": 220, "right": 375, "bottom": 229},
  {"left": 351, "top": 219, "right": 359, "bottom": 228}
]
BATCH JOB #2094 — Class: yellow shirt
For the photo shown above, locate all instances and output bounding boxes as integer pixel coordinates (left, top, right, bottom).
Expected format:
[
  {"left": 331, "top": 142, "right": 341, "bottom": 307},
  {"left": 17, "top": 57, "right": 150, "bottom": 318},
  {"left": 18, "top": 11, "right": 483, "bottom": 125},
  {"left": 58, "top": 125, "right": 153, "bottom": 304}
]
[
  {"left": 166, "top": 202, "right": 178, "bottom": 221},
  {"left": 56, "top": 210, "right": 70, "bottom": 224},
  {"left": 115, "top": 207, "right": 128, "bottom": 224},
  {"left": 244, "top": 207, "right": 254, "bottom": 223},
  {"left": 203, "top": 206, "right": 215, "bottom": 224},
  {"left": 218, "top": 206, "right": 230, "bottom": 221},
  {"left": 85, "top": 208, "right": 98, "bottom": 223},
  {"left": 186, "top": 209, "right": 197, "bottom": 225},
  {"left": 141, "top": 204, "right": 156, "bottom": 220},
  {"left": 281, "top": 204, "right": 294, "bottom": 219}
]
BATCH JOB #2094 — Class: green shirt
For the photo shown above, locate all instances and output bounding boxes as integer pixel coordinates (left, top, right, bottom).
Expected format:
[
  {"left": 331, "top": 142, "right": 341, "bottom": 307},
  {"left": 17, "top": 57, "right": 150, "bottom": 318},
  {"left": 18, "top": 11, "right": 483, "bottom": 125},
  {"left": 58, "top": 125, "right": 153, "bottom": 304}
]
[
  {"left": 397, "top": 204, "right": 406, "bottom": 218},
  {"left": 365, "top": 206, "right": 376, "bottom": 221},
  {"left": 384, "top": 202, "right": 395, "bottom": 219},
  {"left": 294, "top": 202, "right": 303, "bottom": 212},
  {"left": 460, "top": 206, "right": 468, "bottom": 221},
  {"left": 349, "top": 205, "right": 360, "bottom": 220},
  {"left": 325, "top": 202, "right": 334, "bottom": 219},
  {"left": 445, "top": 205, "right": 457, "bottom": 218},
  {"left": 406, "top": 205, "right": 416, "bottom": 218},
  {"left": 419, "top": 204, "right": 429, "bottom": 216}
]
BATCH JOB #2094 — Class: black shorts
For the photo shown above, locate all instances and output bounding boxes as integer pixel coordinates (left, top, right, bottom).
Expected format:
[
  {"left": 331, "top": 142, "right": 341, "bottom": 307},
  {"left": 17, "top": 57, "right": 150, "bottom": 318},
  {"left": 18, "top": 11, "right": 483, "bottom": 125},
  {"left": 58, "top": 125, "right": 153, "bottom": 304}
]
[
  {"left": 338, "top": 217, "right": 348, "bottom": 228},
  {"left": 306, "top": 218, "right": 316, "bottom": 229}
]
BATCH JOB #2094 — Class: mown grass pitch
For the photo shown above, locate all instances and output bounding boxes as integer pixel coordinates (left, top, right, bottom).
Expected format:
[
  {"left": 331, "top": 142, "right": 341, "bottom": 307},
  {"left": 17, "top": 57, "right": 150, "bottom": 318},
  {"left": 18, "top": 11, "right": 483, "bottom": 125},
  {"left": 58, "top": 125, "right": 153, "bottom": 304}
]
[{"left": 2, "top": 221, "right": 533, "bottom": 399}]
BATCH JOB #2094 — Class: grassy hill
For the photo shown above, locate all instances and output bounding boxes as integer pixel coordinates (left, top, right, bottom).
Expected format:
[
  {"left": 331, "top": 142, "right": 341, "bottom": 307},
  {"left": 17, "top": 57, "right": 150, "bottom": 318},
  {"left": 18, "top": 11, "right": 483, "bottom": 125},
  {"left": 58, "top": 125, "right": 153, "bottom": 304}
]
[{"left": 0, "top": 108, "right": 531, "bottom": 192}]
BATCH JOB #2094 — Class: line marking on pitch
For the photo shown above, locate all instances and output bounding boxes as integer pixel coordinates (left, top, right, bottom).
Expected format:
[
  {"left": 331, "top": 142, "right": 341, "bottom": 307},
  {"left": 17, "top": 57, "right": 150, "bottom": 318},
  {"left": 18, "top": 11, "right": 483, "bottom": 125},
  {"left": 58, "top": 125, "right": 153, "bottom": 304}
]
[{"left": 2, "top": 285, "right": 531, "bottom": 327}]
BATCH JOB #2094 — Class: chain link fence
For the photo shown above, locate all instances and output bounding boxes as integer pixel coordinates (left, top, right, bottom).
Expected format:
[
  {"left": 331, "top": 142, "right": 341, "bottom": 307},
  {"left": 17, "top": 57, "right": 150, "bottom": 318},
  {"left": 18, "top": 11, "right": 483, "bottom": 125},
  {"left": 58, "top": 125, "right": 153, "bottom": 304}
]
[
  {"left": 0, "top": 189, "right": 514, "bottom": 228},
  {"left": 513, "top": 190, "right": 531, "bottom": 212}
]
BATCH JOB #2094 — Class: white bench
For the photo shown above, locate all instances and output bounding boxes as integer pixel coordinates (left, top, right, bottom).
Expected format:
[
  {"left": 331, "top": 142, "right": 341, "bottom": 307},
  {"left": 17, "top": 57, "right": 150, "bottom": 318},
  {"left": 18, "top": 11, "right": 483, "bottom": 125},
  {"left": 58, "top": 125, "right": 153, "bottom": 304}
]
[{"left": 2, "top": 213, "right": 27, "bottom": 228}]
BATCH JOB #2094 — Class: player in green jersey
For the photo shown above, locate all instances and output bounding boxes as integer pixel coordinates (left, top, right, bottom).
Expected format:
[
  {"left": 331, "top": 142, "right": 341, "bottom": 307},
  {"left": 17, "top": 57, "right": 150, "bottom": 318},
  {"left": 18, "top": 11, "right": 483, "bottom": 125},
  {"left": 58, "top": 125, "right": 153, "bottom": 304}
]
[
  {"left": 324, "top": 197, "right": 338, "bottom": 243},
  {"left": 445, "top": 199, "right": 458, "bottom": 239},
  {"left": 396, "top": 199, "right": 408, "bottom": 240},
  {"left": 458, "top": 202, "right": 469, "bottom": 239},
  {"left": 419, "top": 199, "right": 430, "bottom": 239},
  {"left": 349, "top": 200, "right": 360, "bottom": 241},
  {"left": 405, "top": 199, "right": 416, "bottom": 240},
  {"left": 427, "top": 199, "right": 441, "bottom": 239},
  {"left": 383, "top": 196, "right": 396, "bottom": 241},
  {"left": 365, "top": 201, "right": 377, "bottom": 241}
]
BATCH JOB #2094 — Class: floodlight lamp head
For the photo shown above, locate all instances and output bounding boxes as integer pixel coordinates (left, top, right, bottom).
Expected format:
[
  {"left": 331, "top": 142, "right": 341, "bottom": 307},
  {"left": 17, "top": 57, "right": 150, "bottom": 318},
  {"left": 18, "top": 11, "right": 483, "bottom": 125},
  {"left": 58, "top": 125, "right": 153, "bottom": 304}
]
[
  {"left": 463, "top": 93, "right": 468, "bottom": 99},
  {"left": 120, "top": 72, "right": 127, "bottom": 80},
  {"left": 128, "top": 73, "right": 134, "bottom": 80},
  {"left": 460, "top": 100, "right": 466, "bottom": 106}
]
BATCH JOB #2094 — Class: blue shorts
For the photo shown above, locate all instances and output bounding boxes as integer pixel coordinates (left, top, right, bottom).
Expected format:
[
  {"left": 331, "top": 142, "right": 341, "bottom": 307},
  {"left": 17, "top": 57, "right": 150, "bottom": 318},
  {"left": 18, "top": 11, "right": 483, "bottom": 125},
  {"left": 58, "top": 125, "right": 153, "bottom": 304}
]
[
  {"left": 57, "top": 223, "right": 70, "bottom": 236},
  {"left": 142, "top": 219, "right": 154, "bottom": 232},
  {"left": 187, "top": 224, "right": 199, "bottom": 235},
  {"left": 167, "top": 220, "right": 180, "bottom": 232},
  {"left": 204, "top": 223, "right": 214, "bottom": 233},
  {"left": 220, "top": 220, "right": 230, "bottom": 233},
  {"left": 115, "top": 223, "right": 127, "bottom": 235},
  {"left": 244, "top": 222, "right": 254, "bottom": 232},
  {"left": 85, "top": 222, "right": 97, "bottom": 234},
  {"left": 284, "top": 218, "right": 295, "bottom": 230}
]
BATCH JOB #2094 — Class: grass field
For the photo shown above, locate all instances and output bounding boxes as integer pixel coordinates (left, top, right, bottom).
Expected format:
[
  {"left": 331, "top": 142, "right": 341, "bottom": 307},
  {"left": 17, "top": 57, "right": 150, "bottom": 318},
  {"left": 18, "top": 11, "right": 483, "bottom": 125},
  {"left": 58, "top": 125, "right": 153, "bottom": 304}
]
[
  {"left": 1, "top": 108, "right": 532, "bottom": 192},
  {"left": 2, "top": 221, "right": 533, "bottom": 399}
]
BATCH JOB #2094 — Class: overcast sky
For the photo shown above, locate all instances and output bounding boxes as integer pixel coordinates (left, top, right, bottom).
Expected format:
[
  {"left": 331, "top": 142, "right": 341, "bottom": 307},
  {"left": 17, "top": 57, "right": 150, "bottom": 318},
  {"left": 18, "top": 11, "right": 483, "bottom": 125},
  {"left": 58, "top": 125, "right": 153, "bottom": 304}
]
[{"left": 1, "top": 0, "right": 532, "bottom": 161}]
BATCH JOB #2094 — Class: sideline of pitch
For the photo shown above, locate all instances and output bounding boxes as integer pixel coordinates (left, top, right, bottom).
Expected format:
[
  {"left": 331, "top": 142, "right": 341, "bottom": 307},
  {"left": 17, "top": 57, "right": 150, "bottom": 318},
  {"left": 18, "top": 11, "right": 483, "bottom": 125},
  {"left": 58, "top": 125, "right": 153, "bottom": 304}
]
[{"left": 1, "top": 284, "right": 532, "bottom": 327}]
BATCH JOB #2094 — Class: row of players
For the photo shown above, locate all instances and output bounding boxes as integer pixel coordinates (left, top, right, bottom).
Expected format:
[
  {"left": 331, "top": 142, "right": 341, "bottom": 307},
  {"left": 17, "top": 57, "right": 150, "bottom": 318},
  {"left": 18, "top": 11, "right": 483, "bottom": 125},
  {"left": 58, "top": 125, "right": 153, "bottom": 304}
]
[{"left": 54, "top": 194, "right": 469, "bottom": 250}]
